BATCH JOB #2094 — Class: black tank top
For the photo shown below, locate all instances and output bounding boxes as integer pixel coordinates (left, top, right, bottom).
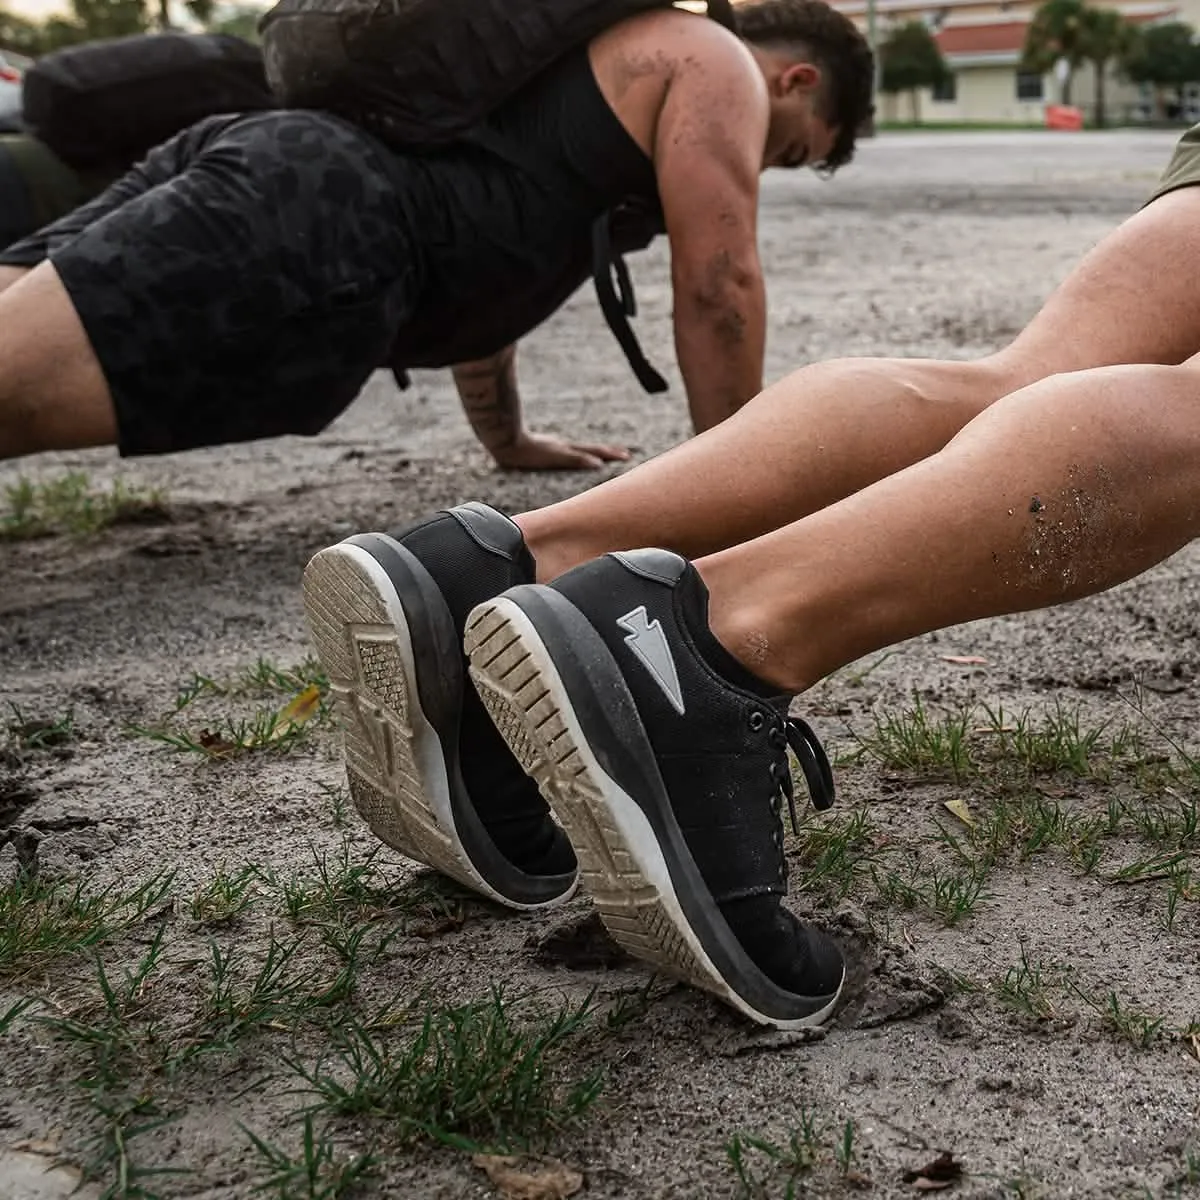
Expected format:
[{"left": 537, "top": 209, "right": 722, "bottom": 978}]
[{"left": 387, "top": 46, "right": 662, "bottom": 371}]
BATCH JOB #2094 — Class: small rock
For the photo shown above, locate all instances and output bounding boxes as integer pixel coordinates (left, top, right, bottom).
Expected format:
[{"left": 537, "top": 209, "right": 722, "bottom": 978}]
[
  {"left": 0, "top": 1147, "right": 103, "bottom": 1199},
  {"left": 0, "top": 843, "right": 19, "bottom": 889}
]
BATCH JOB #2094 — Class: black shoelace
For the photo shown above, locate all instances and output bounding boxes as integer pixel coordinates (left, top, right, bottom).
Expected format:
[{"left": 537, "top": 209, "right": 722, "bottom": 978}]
[{"left": 751, "top": 710, "right": 837, "bottom": 842}]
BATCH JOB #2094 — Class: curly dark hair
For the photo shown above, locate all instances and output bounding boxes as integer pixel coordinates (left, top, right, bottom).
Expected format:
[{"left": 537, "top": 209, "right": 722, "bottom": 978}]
[{"left": 733, "top": 0, "right": 874, "bottom": 172}]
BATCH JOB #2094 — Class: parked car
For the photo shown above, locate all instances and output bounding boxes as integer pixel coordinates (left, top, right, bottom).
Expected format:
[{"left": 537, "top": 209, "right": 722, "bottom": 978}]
[{"left": 0, "top": 51, "right": 25, "bottom": 131}]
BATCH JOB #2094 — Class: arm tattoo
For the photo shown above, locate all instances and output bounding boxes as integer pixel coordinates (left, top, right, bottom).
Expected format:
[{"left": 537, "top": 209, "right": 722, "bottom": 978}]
[{"left": 453, "top": 345, "right": 521, "bottom": 453}]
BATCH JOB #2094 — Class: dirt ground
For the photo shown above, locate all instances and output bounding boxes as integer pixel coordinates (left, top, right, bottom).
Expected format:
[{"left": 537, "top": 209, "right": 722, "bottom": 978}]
[{"left": 1, "top": 130, "right": 1198, "bottom": 1200}]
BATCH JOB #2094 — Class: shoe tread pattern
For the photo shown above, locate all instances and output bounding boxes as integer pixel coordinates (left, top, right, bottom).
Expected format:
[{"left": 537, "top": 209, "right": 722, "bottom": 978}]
[{"left": 302, "top": 547, "right": 482, "bottom": 891}]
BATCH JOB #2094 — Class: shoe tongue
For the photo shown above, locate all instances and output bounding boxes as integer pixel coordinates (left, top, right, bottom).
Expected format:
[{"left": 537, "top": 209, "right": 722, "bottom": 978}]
[{"left": 675, "top": 563, "right": 791, "bottom": 704}]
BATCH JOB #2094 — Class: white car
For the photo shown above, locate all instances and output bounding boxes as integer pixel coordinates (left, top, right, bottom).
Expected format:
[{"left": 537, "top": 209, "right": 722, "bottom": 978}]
[{"left": 0, "top": 52, "right": 25, "bottom": 130}]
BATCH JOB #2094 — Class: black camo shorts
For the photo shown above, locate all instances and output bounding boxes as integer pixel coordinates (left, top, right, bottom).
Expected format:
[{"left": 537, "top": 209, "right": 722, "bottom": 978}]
[{"left": 0, "top": 110, "right": 424, "bottom": 456}]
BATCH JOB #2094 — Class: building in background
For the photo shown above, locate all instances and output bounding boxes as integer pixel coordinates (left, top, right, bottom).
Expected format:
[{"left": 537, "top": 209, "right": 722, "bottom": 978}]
[{"left": 828, "top": 0, "right": 1199, "bottom": 123}]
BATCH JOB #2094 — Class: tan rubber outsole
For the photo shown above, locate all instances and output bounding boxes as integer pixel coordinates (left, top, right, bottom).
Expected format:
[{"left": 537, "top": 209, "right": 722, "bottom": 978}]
[{"left": 302, "top": 543, "right": 491, "bottom": 895}]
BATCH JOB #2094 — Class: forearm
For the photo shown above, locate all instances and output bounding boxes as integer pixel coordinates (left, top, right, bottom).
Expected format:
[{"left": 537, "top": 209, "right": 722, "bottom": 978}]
[
  {"left": 452, "top": 346, "right": 524, "bottom": 460},
  {"left": 673, "top": 279, "right": 766, "bottom": 433}
]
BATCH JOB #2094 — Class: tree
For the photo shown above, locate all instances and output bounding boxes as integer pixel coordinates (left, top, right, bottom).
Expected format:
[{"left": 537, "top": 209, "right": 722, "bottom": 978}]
[
  {"left": 2, "top": 0, "right": 224, "bottom": 55},
  {"left": 1124, "top": 21, "right": 1200, "bottom": 119},
  {"left": 1022, "top": 0, "right": 1089, "bottom": 104},
  {"left": 206, "top": 4, "right": 262, "bottom": 41},
  {"left": 879, "top": 21, "right": 948, "bottom": 124},
  {"left": 1078, "top": 7, "right": 1135, "bottom": 127}
]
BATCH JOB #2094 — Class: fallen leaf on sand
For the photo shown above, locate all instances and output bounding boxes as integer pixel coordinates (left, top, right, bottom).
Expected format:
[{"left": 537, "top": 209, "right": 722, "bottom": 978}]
[
  {"left": 1187, "top": 1032, "right": 1199, "bottom": 1062},
  {"left": 472, "top": 1154, "right": 583, "bottom": 1200},
  {"left": 943, "top": 798, "right": 974, "bottom": 828},
  {"left": 941, "top": 655, "right": 989, "bottom": 666},
  {"left": 903, "top": 1151, "right": 964, "bottom": 1190},
  {"left": 272, "top": 684, "right": 323, "bottom": 738}
]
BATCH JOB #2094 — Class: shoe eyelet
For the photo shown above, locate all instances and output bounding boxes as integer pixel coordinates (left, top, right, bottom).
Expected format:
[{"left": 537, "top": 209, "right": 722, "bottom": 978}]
[{"left": 748, "top": 711, "right": 766, "bottom": 732}]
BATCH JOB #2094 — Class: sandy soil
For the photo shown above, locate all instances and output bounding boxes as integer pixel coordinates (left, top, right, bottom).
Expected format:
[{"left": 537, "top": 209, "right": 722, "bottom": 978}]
[{"left": 1, "top": 130, "right": 1197, "bottom": 1200}]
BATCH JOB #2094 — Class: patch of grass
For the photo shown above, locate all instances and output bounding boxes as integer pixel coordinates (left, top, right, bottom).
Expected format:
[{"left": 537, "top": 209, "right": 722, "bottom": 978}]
[
  {"left": 602, "top": 977, "right": 666, "bottom": 1031},
  {"left": 264, "top": 845, "right": 466, "bottom": 937},
  {"left": 39, "top": 929, "right": 173, "bottom": 1084},
  {"left": 1122, "top": 795, "right": 1198, "bottom": 851},
  {"left": 872, "top": 858, "right": 991, "bottom": 926},
  {"left": 961, "top": 791, "right": 1079, "bottom": 869},
  {"left": 189, "top": 866, "right": 259, "bottom": 926},
  {"left": 288, "top": 991, "right": 603, "bottom": 1151},
  {"left": 726, "top": 1111, "right": 862, "bottom": 1197},
  {"left": 4, "top": 703, "right": 77, "bottom": 752},
  {"left": 852, "top": 697, "right": 973, "bottom": 778},
  {"left": 1182, "top": 1147, "right": 1200, "bottom": 1187},
  {"left": 320, "top": 783, "right": 351, "bottom": 828},
  {"left": 246, "top": 1114, "right": 378, "bottom": 1199},
  {"left": 173, "top": 657, "right": 329, "bottom": 712},
  {"left": 76, "top": 1091, "right": 190, "bottom": 1200},
  {"left": 834, "top": 1119, "right": 859, "bottom": 1176},
  {"left": 847, "top": 697, "right": 1150, "bottom": 787},
  {"left": 995, "top": 948, "right": 1065, "bottom": 1021},
  {"left": 1160, "top": 867, "right": 1195, "bottom": 933},
  {"left": 980, "top": 702, "right": 1117, "bottom": 777},
  {"left": 128, "top": 700, "right": 322, "bottom": 759},
  {"left": 789, "top": 807, "right": 881, "bottom": 904},
  {"left": 0, "top": 871, "right": 174, "bottom": 978},
  {"left": 202, "top": 928, "right": 353, "bottom": 1045},
  {"left": 0, "top": 472, "right": 167, "bottom": 541},
  {"left": 0, "top": 994, "right": 37, "bottom": 1033},
  {"left": 1071, "top": 984, "right": 1167, "bottom": 1049},
  {"left": 996, "top": 1175, "right": 1047, "bottom": 1199},
  {"left": 132, "top": 656, "right": 332, "bottom": 760},
  {"left": 726, "top": 1113, "right": 823, "bottom": 1197}
]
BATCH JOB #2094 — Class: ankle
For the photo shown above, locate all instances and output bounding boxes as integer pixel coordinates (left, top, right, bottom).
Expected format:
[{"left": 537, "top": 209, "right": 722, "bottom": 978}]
[
  {"left": 698, "top": 562, "right": 819, "bottom": 694},
  {"left": 514, "top": 512, "right": 597, "bottom": 583}
]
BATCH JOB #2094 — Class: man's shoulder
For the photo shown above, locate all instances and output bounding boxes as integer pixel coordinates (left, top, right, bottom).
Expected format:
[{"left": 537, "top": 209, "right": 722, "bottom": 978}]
[{"left": 602, "top": 6, "right": 752, "bottom": 71}]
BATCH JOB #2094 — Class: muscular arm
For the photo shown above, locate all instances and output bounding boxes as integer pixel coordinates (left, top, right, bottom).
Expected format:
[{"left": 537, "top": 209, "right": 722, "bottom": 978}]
[
  {"left": 452, "top": 344, "right": 632, "bottom": 471},
  {"left": 452, "top": 345, "right": 524, "bottom": 461},
  {"left": 654, "top": 41, "right": 769, "bottom": 432}
]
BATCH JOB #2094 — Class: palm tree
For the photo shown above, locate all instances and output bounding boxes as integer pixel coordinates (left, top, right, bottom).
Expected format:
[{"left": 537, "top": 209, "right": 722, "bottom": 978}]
[
  {"left": 1022, "top": 0, "right": 1089, "bottom": 104},
  {"left": 1080, "top": 7, "right": 1134, "bottom": 127}
]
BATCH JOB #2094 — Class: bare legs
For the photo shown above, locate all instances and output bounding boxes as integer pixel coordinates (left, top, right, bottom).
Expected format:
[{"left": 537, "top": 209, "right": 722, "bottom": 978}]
[
  {"left": 699, "top": 358, "right": 1200, "bottom": 691},
  {"left": 521, "top": 187, "right": 1200, "bottom": 579},
  {"left": 0, "top": 265, "right": 28, "bottom": 294},
  {"left": 0, "top": 263, "right": 117, "bottom": 458}
]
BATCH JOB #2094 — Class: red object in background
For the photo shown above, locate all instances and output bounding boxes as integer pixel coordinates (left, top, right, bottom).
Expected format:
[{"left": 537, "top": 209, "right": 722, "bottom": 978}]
[
  {"left": 1045, "top": 104, "right": 1084, "bottom": 130},
  {"left": 0, "top": 65, "right": 21, "bottom": 83}
]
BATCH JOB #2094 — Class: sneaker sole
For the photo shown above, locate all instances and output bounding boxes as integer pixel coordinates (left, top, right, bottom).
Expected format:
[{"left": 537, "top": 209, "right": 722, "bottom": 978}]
[
  {"left": 303, "top": 541, "right": 575, "bottom": 912},
  {"left": 466, "top": 595, "right": 842, "bottom": 1029}
]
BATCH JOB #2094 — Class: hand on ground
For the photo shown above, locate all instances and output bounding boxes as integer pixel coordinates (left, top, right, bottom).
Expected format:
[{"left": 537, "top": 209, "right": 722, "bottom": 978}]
[{"left": 493, "top": 431, "right": 631, "bottom": 471}]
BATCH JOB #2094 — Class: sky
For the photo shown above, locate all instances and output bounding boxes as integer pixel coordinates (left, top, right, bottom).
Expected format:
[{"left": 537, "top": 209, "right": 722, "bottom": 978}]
[{"left": 8, "top": 0, "right": 67, "bottom": 14}]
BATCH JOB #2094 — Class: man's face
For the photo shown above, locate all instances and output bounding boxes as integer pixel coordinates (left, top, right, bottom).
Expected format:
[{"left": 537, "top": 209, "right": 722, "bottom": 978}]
[{"left": 762, "top": 62, "right": 839, "bottom": 171}]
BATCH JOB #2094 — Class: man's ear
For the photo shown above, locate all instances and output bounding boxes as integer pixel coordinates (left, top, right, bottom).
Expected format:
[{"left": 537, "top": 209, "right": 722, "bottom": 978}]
[{"left": 781, "top": 61, "right": 821, "bottom": 94}]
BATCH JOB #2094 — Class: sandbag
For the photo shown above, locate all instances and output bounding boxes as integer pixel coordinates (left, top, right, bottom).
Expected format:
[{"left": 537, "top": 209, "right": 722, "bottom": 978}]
[
  {"left": 22, "top": 33, "right": 275, "bottom": 171},
  {"left": 259, "top": 0, "right": 735, "bottom": 148}
]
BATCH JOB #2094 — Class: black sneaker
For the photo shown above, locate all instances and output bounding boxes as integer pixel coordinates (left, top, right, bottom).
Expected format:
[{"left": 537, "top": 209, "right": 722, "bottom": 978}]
[
  {"left": 464, "top": 549, "right": 844, "bottom": 1028},
  {"left": 302, "top": 502, "right": 577, "bottom": 910}
]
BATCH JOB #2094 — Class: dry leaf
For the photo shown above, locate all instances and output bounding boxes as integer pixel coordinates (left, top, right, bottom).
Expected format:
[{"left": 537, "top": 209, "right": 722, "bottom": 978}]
[
  {"left": 1188, "top": 1032, "right": 1199, "bottom": 1062},
  {"left": 903, "top": 1151, "right": 964, "bottom": 1190},
  {"left": 472, "top": 1154, "right": 583, "bottom": 1200},
  {"left": 941, "top": 655, "right": 989, "bottom": 666},
  {"left": 271, "top": 684, "right": 323, "bottom": 739},
  {"left": 943, "top": 798, "right": 974, "bottom": 828},
  {"left": 197, "top": 729, "right": 237, "bottom": 755}
]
